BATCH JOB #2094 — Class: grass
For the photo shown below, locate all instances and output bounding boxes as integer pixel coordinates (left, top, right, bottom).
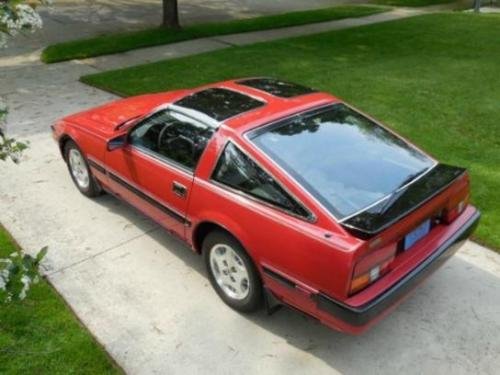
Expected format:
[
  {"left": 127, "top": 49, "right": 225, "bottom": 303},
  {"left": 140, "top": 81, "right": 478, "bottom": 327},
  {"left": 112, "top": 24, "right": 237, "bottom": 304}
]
[
  {"left": 81, "top": 13, "right": 500, "bottom": 250},
  {"left": 0, "top": 226, "right": 121, "bottom": 374},
  {"left": 371, "top": 0, "right": 455, "bottom": 6},
  {"left": 41, "top": 5, "right": 387, "bottom": 63}
]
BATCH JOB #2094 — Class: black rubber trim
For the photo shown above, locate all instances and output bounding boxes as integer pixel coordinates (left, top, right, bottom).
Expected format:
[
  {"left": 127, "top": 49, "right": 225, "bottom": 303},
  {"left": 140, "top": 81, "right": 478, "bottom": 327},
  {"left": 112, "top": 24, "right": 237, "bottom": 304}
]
[
  {"left": 88, "top": 158, "right": 190, "bottom": 226},
  {"left": 263, "top": 267, "right": 296, "bottom": 289},
  {"left": 88, "top": 159, "right": 106, "bottom": 174},
  {"left": 312, "top": 210, "right": 480, "bottom": 327},
  {"left": 107, "top": 172, "right": 189, "bottom": 225},
  {"left": 263, "top": 287, "right": 283, "bottom": 315}
]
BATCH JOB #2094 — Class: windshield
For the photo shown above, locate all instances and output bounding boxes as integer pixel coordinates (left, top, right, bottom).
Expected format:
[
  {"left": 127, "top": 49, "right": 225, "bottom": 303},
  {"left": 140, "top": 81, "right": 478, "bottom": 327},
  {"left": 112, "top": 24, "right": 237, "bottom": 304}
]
[{"left": 250, "top": 104, "right": 435, "bottom": 219}]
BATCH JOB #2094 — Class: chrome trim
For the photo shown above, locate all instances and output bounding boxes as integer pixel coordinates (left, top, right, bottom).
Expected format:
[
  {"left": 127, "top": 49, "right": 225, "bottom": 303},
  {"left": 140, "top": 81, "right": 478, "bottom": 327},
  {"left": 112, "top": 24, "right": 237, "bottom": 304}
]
[
  {"left": 146, "top": 103, "right": 220, "bottom": 128},
  {"left": 208, "top": 138, "right": 317, "bottom": 223},
  {"left": 167, "top": 103, "right": 221, "bottom": 128}
]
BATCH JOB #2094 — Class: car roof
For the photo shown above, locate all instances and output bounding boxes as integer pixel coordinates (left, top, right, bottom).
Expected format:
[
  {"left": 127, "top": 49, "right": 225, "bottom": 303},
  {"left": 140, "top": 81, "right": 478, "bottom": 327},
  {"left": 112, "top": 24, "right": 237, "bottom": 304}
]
[{"left": 172, "top": 78, "right": 340, "bottom": 135}]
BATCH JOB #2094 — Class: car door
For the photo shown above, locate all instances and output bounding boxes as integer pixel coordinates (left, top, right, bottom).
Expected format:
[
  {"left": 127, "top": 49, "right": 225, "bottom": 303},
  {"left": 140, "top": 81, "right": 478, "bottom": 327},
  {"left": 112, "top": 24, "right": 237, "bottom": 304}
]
[{"left": 104, "top": 108, "right": 216, "bottom": 239}]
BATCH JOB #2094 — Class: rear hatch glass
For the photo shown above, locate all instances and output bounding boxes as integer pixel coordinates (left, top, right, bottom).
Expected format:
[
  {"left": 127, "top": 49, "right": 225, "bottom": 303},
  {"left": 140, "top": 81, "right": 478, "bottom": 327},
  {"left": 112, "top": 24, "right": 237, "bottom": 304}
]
[{"left": 250, "top": 103, "right": 437, "bottom": 223}]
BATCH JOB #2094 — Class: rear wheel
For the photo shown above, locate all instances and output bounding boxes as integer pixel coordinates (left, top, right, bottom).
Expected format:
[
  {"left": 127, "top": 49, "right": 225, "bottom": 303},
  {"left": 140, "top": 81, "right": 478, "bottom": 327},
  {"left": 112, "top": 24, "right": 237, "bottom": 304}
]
[
  {"left": 203, "top": 230, "right": 263, "bottom": 312},
  {"left": 64, "top": 140, "right": 102, "bottom": 197}
]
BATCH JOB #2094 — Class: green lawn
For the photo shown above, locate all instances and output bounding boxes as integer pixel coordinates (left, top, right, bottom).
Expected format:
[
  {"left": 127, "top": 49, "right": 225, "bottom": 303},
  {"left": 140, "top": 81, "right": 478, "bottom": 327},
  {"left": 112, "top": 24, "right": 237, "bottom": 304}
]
[
  {"left": 41, "top": 5, "right": 387, "bottom": 63},
  {"left": 81, "top": 13, "right": 500, "bottom": 251},
  {"left": 0, "top": 226, "right": 121, "bottom": 374},
  {"left": 371, "top": 0, "right": 454, "bottom": 6}
]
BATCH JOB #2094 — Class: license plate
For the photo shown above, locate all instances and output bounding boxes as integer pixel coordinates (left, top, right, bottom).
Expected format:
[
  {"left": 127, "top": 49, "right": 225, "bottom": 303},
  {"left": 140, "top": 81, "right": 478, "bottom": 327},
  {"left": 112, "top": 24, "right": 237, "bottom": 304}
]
[{"left": 404, "top": 219, "right": 431, "bottom": 251}]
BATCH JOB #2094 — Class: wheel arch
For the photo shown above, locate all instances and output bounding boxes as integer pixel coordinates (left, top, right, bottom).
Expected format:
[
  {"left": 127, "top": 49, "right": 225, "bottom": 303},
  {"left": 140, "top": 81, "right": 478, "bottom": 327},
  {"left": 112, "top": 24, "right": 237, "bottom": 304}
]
[
  {"left": 192, "top": 220, "right": 250, "bottom": 257},
  {"left": 58, "top": 134, "right": 75, "bottom": 161}
]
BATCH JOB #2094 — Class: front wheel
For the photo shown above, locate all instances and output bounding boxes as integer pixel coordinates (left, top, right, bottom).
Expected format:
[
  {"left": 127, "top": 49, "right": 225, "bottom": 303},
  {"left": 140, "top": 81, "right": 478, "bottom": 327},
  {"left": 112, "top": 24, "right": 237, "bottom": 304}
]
[
  {"left": 203, "top": 231, "right": 263, "bottom": 313},
  {"left": 64, "top": 140, "right": 102, "bottom": 197}
]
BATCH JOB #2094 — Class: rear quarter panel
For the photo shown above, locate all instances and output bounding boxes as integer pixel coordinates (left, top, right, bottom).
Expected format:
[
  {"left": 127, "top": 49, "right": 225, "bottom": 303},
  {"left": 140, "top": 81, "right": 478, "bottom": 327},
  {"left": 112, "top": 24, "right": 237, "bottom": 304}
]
[{"left": 187, "top": 127, "right": 362, "bottom": 302}]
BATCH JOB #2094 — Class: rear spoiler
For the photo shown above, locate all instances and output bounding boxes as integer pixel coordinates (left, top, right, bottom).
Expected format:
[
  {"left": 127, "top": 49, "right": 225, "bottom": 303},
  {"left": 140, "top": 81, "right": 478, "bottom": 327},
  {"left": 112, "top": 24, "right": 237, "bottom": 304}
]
[{"left": 340, "top": 164, "right": 467, "bottom": 239}]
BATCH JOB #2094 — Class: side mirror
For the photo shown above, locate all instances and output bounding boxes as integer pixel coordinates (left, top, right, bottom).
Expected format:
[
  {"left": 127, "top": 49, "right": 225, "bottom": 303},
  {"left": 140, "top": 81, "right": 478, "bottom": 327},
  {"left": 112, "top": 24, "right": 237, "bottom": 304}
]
[{"left": 107, "top": 134, "right": 127, "bottom": 151}]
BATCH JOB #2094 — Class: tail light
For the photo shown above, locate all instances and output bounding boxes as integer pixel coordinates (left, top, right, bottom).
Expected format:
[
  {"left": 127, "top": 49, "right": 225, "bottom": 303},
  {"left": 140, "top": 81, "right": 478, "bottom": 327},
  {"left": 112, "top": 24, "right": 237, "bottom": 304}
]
[
  {"left": 443, "top": 194, "right": 468, "bottom": 224},
  {"left": 349, "top": 243, "right": 397, "bottom": 295}
]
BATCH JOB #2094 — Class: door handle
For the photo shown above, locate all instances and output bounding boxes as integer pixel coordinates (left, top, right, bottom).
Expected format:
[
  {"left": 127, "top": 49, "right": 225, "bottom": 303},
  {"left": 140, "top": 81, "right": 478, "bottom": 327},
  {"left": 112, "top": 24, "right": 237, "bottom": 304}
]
[{"left": 172, "top": 181, "right": 187, "bottom": 198}]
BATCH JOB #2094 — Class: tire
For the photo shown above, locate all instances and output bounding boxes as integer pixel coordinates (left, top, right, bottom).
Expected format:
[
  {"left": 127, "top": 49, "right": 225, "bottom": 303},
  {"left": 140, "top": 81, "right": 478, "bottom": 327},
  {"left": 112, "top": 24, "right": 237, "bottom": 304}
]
[
  {"left": 64, "top": 140, "right": 102, "bottom": 198},
  {"left": 203, "top": 230, "right": 263, "bottom": 313}
]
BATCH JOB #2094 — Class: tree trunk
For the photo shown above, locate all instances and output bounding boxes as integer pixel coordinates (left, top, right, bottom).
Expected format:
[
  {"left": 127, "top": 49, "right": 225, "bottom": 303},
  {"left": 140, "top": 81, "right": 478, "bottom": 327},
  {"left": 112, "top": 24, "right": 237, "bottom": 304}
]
[
  {"left": 473, "top": 0, "right": 481, "bottom": 12},
  {"left": 162, "top": 0, "right": 180, "bottom": 28}
]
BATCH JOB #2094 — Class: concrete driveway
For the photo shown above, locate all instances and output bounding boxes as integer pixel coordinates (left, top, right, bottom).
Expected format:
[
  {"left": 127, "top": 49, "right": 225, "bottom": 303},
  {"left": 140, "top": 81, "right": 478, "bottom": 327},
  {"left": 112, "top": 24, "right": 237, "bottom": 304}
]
[{"left": 1, "top": 4, "right": 500, "bottom": 374}]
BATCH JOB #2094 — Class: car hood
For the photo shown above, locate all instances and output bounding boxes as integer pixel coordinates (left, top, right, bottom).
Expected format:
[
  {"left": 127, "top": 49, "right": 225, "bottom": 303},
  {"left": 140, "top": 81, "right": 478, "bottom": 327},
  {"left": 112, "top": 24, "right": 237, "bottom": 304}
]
[{"left": 63, "top": 91, "right": 187, "bottom": 136}]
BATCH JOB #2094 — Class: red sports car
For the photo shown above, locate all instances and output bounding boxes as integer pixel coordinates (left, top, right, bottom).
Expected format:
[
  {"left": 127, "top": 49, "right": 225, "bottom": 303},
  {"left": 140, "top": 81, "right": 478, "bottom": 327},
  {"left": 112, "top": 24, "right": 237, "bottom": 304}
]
[{"left": 52, "top": 78, "right": 480, "bottom": 334}]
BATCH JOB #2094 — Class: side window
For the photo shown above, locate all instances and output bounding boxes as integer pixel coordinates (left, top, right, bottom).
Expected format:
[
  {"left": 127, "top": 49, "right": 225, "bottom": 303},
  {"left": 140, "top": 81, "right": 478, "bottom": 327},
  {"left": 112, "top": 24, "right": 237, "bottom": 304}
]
[
  {"left": 129, "top": 110, "right": 215, "bottom": 170},
  {"left": 212, "top": 142, "right": 310, "bottom": 218}
]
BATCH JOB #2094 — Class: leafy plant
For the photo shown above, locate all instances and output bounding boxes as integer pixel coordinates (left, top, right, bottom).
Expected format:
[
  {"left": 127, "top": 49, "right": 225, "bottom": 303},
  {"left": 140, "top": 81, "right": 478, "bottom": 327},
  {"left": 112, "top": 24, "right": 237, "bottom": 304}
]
[
  {"left": 0, "top": 1, "right": 49, "bottom": 303},
  {"left": 0, "top": 1, "right": 49, "bottom": 161},
  {"left": 0, "top": 246, "right": 47, "bottom": 303},
  {"left": 0, "top": 135, "right": 28, "bottom": 162},
  {"left": 0, "top": 0, "right": 52, "bottom": 47},
  {"left": 0, "top": 101, "right": 29, "bottom": 163}
]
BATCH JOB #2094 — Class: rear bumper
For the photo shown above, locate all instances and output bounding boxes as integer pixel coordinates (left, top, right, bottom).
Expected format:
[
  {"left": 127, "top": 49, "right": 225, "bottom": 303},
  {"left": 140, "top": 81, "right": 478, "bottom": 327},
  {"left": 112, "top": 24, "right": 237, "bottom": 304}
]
[{"left": 313, "top": 209, "right": 481, "bottom": 331}]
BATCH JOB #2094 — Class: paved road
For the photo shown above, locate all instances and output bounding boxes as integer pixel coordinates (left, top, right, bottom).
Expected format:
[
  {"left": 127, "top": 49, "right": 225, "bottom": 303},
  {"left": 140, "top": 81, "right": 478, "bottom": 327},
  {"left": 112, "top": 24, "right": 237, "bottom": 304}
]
[
  {"left": 0, "top": 0, "right": 365, "bottom": 58},
  {"left": 1, "top": 5, "right": 500, "bottom": 375}
]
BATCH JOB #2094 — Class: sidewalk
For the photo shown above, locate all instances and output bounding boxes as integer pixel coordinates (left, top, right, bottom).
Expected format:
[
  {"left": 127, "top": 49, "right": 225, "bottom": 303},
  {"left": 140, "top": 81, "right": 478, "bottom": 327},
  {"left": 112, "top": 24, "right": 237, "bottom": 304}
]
[
  {"left": 1, "top": 5, "right": 500, "bottom": 375},
  {"left": 0, "top": 0, "right": 365, "bottom": 63},
  {"left": 79, "top": 8, "right": 423, "bottom": 71},
  {"left": 1, "top": 6, "right": 433, "bottom": 71}
]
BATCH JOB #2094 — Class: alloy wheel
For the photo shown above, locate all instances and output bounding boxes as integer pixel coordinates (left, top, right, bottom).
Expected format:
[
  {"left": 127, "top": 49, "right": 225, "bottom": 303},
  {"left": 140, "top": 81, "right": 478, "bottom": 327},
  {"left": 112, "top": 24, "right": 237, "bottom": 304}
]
[
  {"left": 68, "top": 148, "right": 90, "bottom": 190},
  {"left": 209, "top": 244, "right": 250, "bottom": 300}
]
